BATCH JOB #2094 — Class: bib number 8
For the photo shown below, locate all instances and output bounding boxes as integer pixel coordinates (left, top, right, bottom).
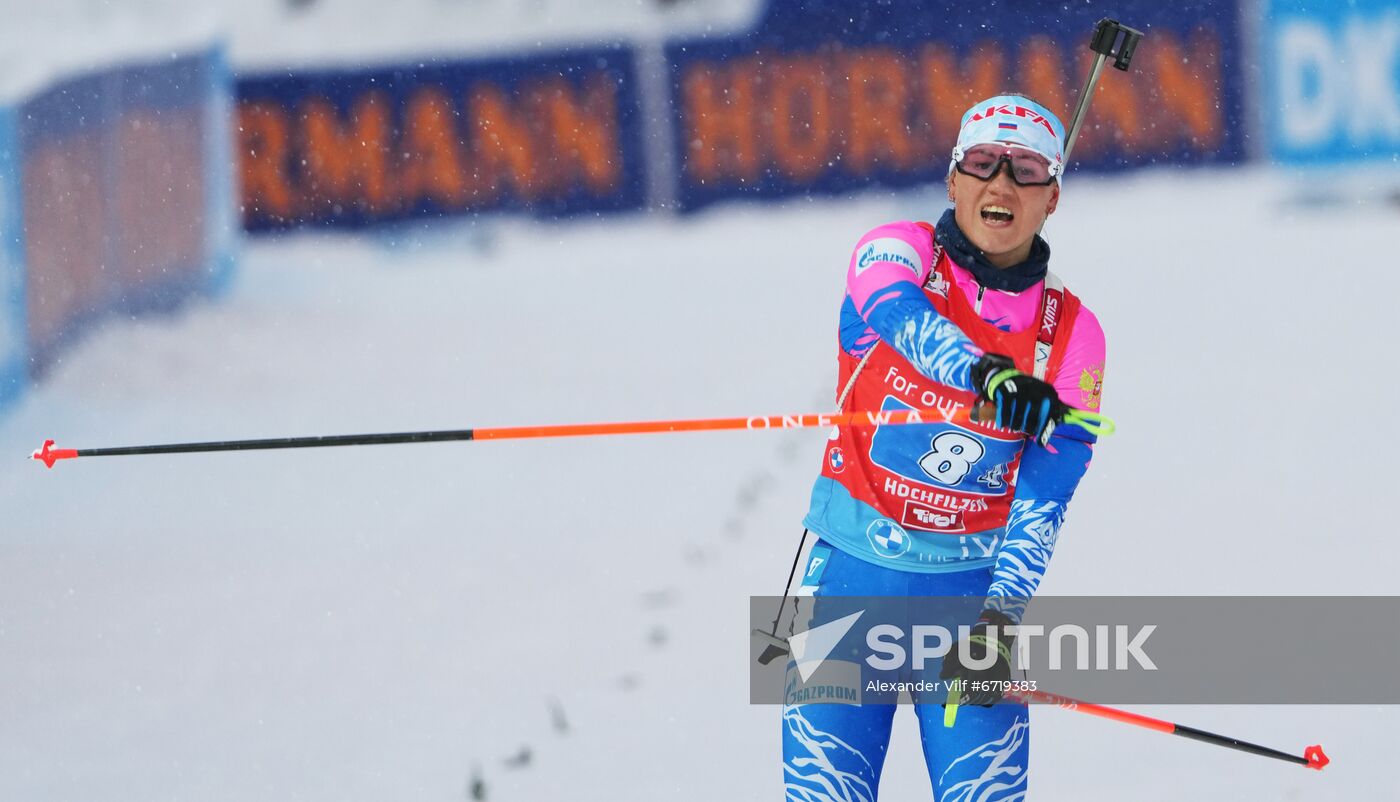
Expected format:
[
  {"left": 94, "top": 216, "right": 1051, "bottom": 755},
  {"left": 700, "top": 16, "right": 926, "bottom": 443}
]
[{"left": 917, "top": 431, "right": 985, "bottom": 485}]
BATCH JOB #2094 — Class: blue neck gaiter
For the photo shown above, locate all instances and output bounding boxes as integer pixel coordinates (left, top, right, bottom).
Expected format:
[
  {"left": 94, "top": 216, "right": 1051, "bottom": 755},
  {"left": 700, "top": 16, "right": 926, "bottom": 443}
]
[{"left": 933, "top": 208, "right": 1050, "bottom": 293}]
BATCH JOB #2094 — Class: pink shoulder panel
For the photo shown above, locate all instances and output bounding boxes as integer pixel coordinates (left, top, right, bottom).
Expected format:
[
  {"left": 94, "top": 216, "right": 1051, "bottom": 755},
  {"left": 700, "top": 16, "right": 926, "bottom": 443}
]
[
  {"left": 846, "top": 221, "right": 934, "bottom": 314},
  {"left": 1053, "top": 303, "right": 1106, "bottom": 411}
]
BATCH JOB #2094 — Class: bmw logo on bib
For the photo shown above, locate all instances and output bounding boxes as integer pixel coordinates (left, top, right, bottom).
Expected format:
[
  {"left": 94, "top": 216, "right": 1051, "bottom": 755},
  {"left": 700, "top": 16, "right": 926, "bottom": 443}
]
[
  {"left": 828, "top": 447, "right": 846, "bottom": 474},
  {"left": 866, "top": 519, "right": 911, "bottom": 559}
]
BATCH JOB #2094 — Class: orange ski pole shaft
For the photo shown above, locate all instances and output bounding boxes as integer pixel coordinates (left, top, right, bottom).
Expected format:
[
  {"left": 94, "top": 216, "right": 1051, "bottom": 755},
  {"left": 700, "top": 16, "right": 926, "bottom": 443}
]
[{"left": 1008, "top": 687, "right": 1329, "bottom": 771}]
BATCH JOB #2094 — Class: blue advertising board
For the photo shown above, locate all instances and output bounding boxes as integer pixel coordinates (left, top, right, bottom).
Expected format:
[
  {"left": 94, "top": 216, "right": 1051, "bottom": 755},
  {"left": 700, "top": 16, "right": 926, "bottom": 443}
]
[
  {"left": 14, "top": 46, "right": 234, "bottom": 375},
  {"left": 204, "top": 47, "right": 238, "bottom": 296},
  {"left": 1265, "top": 0, "right": 1400, "bottom": 165},
  {"left": 0, "top": 106, "right": 24, "bottom": 407},
  {"left": 237, "top": 48, "right": 647, "bottom": 232},
  {"left": 667, "top": 0, "right": 1245, "bottom": 211}
]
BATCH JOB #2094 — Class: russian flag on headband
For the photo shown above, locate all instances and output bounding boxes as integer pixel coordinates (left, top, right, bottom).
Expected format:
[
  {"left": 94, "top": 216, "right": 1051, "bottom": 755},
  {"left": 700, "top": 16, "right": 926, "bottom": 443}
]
[{"left": 998, "top": 122, "right": 1018, "bottom": 130}]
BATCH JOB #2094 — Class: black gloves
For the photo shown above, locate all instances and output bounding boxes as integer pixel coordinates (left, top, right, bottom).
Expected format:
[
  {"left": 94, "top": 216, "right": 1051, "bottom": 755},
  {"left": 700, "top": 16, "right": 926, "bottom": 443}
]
[
  {"left": 939, "top": 610, "right": 1016, "bottom": 707},
  {"left": 970, "top": 353, "right": 1066, "bottom": 446}
]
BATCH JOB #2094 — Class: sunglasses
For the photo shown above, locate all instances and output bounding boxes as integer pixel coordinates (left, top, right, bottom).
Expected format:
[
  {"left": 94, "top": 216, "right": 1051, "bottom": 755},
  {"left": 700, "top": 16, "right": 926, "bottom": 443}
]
[{"left": 953, "top": 144, "right": 1059, "bottom": 187}]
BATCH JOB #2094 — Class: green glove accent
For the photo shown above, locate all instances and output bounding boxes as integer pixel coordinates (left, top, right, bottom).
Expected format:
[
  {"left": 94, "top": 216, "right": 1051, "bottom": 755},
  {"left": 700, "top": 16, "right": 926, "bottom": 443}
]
[
  {"left": 968, "top": 633, "right": 1012, "bottom": 664},
  {"left": 985, "top": 368, "right": 1022, "bottom": 395},
  {"left": 943, "top": 687, "right": 961, "bottom": 728}
]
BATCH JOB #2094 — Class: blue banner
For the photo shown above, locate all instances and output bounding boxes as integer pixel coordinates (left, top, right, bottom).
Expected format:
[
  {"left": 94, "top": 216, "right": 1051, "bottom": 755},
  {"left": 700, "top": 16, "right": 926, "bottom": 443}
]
[
  {"left": 16, "top": 50, "right": 232, "bottom": 372},
  {"left": 1264, "top": 0, "right": 1400, "bottom": 165},
  {"left": 667, "top": 0, "right": 1245, "bottom": 211},
  {"left": 236, "top": 48, "right": 647, "bottom": 232},
  {"left": 867, "top": 395, "right": 1019, "bottom": 498},
  {"left": 0, "top": 106, "right": 23, "bottom": 407}
]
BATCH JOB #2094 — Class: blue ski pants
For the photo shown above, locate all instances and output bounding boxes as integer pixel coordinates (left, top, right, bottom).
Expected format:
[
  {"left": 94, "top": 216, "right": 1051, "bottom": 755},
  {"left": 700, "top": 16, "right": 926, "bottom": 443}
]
[{"left": 781, "top": 541, "right": 1029, "bottom": 801}]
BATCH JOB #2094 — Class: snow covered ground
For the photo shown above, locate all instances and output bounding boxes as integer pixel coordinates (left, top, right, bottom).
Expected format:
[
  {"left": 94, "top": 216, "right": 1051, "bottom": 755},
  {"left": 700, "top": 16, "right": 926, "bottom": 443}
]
[{"left": 2, "top": 168, "right": 1397, "bottom": 800}]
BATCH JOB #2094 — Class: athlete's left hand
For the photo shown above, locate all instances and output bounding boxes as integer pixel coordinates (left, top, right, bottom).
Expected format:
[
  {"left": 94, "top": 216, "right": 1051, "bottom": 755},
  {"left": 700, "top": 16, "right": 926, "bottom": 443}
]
[{"left": 940, "top": 610, "right": 1016, "bottom": 707}]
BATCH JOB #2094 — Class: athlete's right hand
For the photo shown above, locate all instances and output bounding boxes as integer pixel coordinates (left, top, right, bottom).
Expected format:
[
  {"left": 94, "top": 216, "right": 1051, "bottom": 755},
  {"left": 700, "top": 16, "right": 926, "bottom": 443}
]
[
  {"left": 970, "top": 353, "right": 1066, "bottom": 446},
  {"left": 940, "top": 610, "right": 1016, "bottom": 707}
]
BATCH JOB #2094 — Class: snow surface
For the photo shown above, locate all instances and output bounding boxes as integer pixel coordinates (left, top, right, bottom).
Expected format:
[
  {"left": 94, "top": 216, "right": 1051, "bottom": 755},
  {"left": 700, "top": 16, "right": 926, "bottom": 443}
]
[{"left": 2, "top": 168, "right": 1397, "bottom": 800}]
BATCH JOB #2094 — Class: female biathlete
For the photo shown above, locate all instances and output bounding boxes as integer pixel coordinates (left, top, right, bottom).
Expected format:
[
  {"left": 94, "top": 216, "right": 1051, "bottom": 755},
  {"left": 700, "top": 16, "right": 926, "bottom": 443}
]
[{"left": 783, "top": 95, "right": 1107, "bottom": 801}]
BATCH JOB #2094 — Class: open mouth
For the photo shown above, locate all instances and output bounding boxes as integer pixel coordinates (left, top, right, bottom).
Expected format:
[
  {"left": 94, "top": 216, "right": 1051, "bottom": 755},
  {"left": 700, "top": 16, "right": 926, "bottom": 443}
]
[{"left": 980, "top": 205, "right": 1014, "bottom": 225}]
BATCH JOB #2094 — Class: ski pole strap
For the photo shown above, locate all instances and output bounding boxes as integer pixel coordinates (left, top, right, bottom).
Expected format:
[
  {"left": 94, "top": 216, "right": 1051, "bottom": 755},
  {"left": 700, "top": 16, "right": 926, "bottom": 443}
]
[{"left": 1062, "top": 408, "right": 1116, "bottom": 437}]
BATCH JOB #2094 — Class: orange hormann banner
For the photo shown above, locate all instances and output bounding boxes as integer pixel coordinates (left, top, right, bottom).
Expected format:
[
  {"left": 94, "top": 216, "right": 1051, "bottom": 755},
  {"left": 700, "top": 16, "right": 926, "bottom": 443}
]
[
  {"left": 681, "top": 35, "right": 1221, "bottom": 185},
  {"left": 667, "top": 0, "right": 1243, "bottom": 211},
  {"left": 237, "top": 50, "right": 646, "bottom": 231},
  {"left": 233, "top": 2, "right": 1246, "bottom": 226}
]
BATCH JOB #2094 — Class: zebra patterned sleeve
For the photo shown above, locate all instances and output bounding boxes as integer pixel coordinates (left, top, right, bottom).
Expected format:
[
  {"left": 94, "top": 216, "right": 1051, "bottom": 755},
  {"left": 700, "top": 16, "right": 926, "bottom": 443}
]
[
  {"left": 983, "top": 434, "right": 1094, "bottom": 623},
  {"left": 983, "top": 498, "right": 1067, "bottom": 623},
  {"left": 863, "top": 289, "right": 983, "bottom": 390}
]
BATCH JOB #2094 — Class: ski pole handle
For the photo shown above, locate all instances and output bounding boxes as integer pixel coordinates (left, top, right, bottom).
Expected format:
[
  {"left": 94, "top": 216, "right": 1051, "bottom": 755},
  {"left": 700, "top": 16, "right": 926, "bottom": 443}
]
[
  {"left": 943, "top": 687, "right": 962, "bottom": 727},
  {"left": 1089, "top": 18, "right": 1145, "bottom": 72}
]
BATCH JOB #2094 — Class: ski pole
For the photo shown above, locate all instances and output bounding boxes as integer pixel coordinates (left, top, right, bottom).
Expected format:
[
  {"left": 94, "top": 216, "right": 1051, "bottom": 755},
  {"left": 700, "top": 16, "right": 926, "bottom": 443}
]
[
  {"left": 1062, "top": 18, "right": 1144, "bottom": 164},
  {"left": 33, "top": 404, "right": 1118, "bottom": 469},
  {"left": 753, "top": 529, "right": 811, "bottom": 666},
  {"left": 1006, "top": 687, "right": 1330, "bottom": 771},
  {"left": 27, "top": 409, "right": 938, "bottom": 468}
]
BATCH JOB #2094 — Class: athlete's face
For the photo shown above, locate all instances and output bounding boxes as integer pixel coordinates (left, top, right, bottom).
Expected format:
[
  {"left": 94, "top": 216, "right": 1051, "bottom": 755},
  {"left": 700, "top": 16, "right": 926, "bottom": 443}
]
[{"left": 948, "top": 158, "right": 1060, "bottom": 268}]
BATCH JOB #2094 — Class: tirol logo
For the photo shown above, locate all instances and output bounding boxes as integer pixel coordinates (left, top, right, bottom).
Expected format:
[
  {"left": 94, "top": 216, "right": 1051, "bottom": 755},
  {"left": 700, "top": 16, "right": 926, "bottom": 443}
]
[
  {"left": 900, "top": 500, "right": 966, "bottom": 533},
  {"left": 827, "top": 446, "right": 846, "bottom": 474},
  {"left": 855, "top": 237, "right": 921, "bottom": 278},
  {"left": 866, "top": 518, "right": 911, "bottom": 558},
  {"left": 969, "top": 104, "right": 1059, "bottom": 140}
]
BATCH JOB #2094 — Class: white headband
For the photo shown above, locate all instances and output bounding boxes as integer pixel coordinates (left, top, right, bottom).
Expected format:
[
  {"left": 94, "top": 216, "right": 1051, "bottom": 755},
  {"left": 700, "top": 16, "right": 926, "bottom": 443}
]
[{"left": 950, "top": 95, "right": 1067, "bottom": 180}]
